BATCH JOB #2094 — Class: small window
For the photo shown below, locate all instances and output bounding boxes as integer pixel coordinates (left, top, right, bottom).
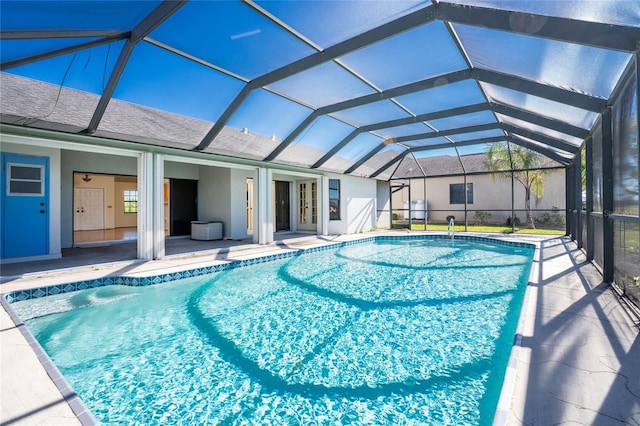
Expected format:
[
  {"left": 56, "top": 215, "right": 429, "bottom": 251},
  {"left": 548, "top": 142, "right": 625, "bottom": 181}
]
[
  {"left": 450, "top": 183, "right": 473, "bottom": 204},
  {"left": 7, "top": 163, "right": 44, "bottom": 195},
  {"left": 124, "top": 190, "right": 138, "bottom": 213},
  {"left": 329, "top": 179, "right": 340, "bottom": 220}
]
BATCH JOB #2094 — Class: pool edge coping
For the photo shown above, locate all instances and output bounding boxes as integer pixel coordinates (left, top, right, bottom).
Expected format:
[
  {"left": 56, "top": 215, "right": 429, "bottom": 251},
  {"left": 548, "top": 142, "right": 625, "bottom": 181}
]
[
  {"left": 2, "top": 233, "right": 538, "bottom": 426},
  {"left": 492, "top": 237, "right": 539, "bottom": 426}
]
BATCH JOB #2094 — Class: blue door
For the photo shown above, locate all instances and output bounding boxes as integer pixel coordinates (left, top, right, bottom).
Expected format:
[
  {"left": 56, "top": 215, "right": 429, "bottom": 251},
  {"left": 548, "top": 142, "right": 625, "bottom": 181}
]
[{"left": 1, "top": 153, "right": 49, "bottom": 258}]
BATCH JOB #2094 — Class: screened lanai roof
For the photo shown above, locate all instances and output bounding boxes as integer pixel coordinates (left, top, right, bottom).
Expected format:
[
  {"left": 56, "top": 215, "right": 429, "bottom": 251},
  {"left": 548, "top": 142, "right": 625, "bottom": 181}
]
[{"left": 1, "top": 1, "right": 639, "bottom": 180}]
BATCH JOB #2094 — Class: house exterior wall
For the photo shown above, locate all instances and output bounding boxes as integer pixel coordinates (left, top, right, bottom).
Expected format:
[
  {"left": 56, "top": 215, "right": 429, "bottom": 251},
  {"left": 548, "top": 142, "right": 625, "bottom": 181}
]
[
  {"left": 165, "top": 161, "right": 199, "bottom": 180},
  {"left": 198, "top": 165, "right": 232, "bottom": 238},
  {"left": 376, "top": 180, "right": 391, "bottom": 229},
  {"left": 1, "top": 142, "right": 61, "bottom": 258},
  {"left": 229, "top": 168, "right": 255, "bottom": 240},
  {"left": 327, "top": 174, "right": 378, "bottom": 235}
]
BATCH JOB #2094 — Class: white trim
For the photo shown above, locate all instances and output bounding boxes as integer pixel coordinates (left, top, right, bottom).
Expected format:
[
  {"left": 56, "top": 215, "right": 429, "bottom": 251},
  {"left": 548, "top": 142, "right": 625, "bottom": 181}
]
[
  {"left": 0, "top": 133, "right": 140, "bottom": 157},
  {"left": 6, "top": 162, "right": 45, "bottom": 196}
]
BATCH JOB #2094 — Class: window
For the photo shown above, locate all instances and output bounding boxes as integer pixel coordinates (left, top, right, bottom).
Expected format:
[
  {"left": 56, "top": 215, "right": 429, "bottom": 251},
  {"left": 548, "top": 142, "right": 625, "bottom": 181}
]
[
  {"left": 7, "top": 163, "right": 44, "bottom": 195},
  {"left": 124, "top": 190, "right": 138, "bottom": 213},
  {"left": 450, "top": 183, "right": 473, "bottom": 204},
  {"left": 329, "top": 179, "right": 340, "bottom": 220}
]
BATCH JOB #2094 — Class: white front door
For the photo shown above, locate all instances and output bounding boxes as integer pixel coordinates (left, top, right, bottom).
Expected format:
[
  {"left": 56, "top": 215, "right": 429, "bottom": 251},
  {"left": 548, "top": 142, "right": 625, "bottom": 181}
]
[
  {"left": 297, "top": 180, "right": 317, "bottom": 231},
  {"left": 74, "top": 188, "right": 104, "bottom": 231}
]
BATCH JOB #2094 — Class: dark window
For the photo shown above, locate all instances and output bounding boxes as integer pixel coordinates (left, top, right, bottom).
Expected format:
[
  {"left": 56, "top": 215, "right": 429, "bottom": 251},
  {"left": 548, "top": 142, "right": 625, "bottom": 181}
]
[
  {"left": 8, "top": 164, "right": 43, "bottom": 195},
  {"left": 329, "top": 179, "right": 340, "bottom": 220},
  {"left": 124, "top": 190, "right": 138, "bottom": 213},
  {"left": 450, "top": 183, "right": 473, "bottom": 204}
]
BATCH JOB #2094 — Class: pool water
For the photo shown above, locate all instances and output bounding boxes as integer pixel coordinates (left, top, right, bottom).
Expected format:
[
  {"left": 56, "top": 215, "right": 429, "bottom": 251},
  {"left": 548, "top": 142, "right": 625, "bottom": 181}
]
[{"left": 13, "top": 237, "right": 533, "bottom": 425}]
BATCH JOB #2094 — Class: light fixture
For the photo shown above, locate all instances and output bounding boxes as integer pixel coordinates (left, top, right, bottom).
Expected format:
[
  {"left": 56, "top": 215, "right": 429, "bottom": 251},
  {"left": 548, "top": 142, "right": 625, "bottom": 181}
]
[
  {"left": 82, "top": 174, "right": 92, "bottom": 183},
  {"left": 383, "top": 138, "right": 396, "bottom": 145}
]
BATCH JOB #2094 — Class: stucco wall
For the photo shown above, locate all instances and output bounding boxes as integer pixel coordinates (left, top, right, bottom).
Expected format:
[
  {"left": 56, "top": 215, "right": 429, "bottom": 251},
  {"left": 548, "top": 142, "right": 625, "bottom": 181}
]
[
  {"left": 198, "top": 165, "right": 232, "bottom": 237},
  {"left": 376, "top": 180, "right": 391, "bottom": 229},
  {"left": 327, "top": 174, "right": 377, "bottom": 235},
  {"left": 165, "top": 161, "right": 199, "bottom": 180},
  {"left": 229, "top": 168, "right": 255, "bottom": 240}
]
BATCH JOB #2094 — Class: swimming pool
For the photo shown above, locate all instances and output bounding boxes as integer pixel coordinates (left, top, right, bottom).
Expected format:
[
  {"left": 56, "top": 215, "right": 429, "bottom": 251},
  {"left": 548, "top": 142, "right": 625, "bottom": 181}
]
[{"left": 9, "top": 236, "right": 534, "bottom": 425}]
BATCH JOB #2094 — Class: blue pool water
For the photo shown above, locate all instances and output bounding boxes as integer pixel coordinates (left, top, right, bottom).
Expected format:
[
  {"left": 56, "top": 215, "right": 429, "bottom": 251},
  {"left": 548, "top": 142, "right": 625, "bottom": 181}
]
[{"left": 13, "top": 237, "right": 533, "bottom": 425}]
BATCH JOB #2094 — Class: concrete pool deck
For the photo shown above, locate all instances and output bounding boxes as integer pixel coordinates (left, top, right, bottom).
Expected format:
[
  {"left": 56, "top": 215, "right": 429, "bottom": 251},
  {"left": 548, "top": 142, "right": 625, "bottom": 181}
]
[{"left": 1, "top": 232, "right": 639, "bottom": 425}]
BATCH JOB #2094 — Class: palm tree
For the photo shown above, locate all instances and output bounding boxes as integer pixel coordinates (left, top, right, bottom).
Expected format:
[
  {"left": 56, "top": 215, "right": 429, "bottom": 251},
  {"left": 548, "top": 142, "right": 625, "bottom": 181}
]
[{"left": 485, "top": 142, "right": 546, "bottom": 228}]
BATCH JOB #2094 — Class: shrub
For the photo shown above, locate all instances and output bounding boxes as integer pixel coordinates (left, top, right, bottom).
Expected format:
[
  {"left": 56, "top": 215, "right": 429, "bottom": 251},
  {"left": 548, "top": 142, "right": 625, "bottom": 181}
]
[
  {"left": 506, "top": 215, "right": 521, "bottom": 226},
  {"left": 446, "top": 215, "right": 455, "bottom": 223},
  {"left": 473, "top": 211, "right": 492, "bottom": 226},
  {"left": 535, "top": 212, "right": 565, "bottom": 228}
]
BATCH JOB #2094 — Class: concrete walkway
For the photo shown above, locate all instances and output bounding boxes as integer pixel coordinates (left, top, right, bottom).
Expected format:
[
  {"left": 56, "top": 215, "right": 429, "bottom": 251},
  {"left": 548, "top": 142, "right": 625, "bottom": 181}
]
[
  {"left": 504, "top": 237, "right": 640, "bottom": 425},
  {"left": 1, "top": 233, "right": 638, "bottom": 425}
]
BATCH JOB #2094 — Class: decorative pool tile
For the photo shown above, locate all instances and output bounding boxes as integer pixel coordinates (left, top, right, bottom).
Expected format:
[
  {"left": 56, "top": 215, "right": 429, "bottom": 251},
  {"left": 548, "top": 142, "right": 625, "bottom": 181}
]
[{"left": 3, "top": 234, "right": 536, "bottom": 304}]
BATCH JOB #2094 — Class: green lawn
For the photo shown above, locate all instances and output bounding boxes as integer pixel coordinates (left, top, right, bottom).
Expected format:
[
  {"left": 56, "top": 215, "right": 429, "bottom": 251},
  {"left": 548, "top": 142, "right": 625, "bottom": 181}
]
[{"left": 393, "top": 222, "right": 566, "bottom": 235}]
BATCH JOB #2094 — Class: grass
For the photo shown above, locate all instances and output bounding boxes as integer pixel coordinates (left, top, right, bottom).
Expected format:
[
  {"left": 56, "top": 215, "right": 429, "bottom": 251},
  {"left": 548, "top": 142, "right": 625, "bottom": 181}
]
[{"left": 394, "top": 222, "right": 566, "bottom": 235}]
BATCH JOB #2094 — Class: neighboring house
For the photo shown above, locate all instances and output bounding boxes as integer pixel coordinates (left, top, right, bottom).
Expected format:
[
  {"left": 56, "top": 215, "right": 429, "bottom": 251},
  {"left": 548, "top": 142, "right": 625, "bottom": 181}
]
[{"left": 390, "top": 153, "right": 566, "bottom": 225}]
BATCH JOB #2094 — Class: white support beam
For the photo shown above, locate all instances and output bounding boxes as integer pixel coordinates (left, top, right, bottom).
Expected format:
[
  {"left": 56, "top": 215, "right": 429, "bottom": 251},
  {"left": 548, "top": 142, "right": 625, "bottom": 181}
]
[
  {"left": 257, "top": 167, "right": 274, "bottom": 245},
  {"left": 320, "top": 176, "right": 329, "bottom": 236},
  {"left": 137, "top": 152, "right": 154, "bottom": 260},
  {"left": 153, "top": 154, "right": 165, "bottom": 259}
]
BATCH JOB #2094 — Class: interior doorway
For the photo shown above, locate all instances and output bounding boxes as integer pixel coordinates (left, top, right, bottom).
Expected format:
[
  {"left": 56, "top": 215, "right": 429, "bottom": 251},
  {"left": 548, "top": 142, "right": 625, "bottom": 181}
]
[
  {"left": 169, "top": 179, "right": 198, "bottom": 236},
  {"left": 73, "top": 173, "right": 198, "bottom": 244},
  {"left": 274, "top": 180, "right": 290, "bottom": 231},
  {"left": 73, "top": 172, "right": 137, "bottom": 244}
]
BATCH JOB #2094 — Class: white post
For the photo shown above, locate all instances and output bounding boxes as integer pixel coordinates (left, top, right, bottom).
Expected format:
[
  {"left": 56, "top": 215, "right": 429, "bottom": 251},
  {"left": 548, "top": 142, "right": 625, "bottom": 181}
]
[
  {"left": 137, "top": 152, "right": 165, "bottom": 260},
  {"left": 153, "top": 154, "right": 165, "bottom": 259},
  {"left": 137, "top": 152, "right": 154, "bottom": 260},
  {"left": 320, "top": 175, "right": 329, "bottom": 236},
  {"left": 256, "top": 167, "right": 273, "bottom": 244}
]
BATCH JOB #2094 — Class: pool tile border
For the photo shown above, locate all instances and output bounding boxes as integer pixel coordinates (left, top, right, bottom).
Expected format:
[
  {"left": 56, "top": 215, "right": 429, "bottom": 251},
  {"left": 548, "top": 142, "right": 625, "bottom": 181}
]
[{"left": 4, "top": 235, "right": 534, "bottom": 304}]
